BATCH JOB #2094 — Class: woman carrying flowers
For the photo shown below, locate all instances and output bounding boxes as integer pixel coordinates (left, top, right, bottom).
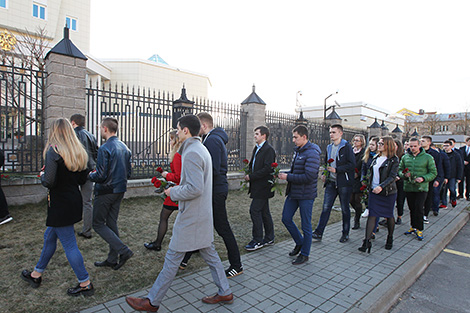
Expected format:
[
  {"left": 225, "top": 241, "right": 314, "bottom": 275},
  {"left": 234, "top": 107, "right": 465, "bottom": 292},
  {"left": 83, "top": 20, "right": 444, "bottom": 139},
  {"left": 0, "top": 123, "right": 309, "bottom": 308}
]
[{"left": 144, "top": 129, "right": 182, "bottom": 251}]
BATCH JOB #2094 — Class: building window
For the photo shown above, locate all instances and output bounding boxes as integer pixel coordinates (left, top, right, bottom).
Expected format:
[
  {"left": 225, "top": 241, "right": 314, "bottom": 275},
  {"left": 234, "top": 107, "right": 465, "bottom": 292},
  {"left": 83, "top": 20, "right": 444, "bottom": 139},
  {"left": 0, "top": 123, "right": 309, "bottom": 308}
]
[
  {"left": 33, "top": 3, "right": 46, "bottom": 20},
  {"left": 0, "top": 0, "right": 7, "bottom": 9},
  {"left": 66, "top": 16, "right": 78, "bottom": 31}
]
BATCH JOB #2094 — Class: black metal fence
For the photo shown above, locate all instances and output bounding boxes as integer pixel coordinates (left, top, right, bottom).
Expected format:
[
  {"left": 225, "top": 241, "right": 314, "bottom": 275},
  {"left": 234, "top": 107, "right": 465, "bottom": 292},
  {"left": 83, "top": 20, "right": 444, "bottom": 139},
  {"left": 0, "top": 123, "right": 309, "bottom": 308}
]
[
  {"left": 0, "top": 61, "right": 45, "bottom": 174},
  {"left": 87, "top": 83, "right": 247, "bottom": 178},
  {"left": 266, "top": 110, "right": 368, "bottom": 169},
  {"left": 193, "top": 99, "right": 247, "bottom": 172}
]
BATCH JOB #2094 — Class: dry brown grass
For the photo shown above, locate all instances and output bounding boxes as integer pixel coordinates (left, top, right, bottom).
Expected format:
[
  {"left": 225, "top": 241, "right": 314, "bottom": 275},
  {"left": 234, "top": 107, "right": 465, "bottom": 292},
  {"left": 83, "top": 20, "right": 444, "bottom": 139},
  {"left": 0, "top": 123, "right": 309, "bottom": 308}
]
[{"left": 0, "top": 184, "right": 340, "bottom": 313}]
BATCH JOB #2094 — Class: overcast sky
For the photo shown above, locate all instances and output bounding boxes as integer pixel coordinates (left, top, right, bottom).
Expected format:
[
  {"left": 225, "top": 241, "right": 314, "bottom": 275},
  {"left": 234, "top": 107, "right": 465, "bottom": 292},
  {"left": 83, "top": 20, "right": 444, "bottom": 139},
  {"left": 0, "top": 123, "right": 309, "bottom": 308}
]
[{"left": 90, "top": 0, "right": 470, "bottom": 115}]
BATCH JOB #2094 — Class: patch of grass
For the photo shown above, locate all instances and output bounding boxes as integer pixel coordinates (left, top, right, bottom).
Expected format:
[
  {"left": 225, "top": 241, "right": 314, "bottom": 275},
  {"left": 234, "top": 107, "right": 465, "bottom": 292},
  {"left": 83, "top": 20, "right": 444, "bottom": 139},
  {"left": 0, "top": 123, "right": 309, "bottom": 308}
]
[{"left": 0, "top": 182, "right": 340, "bottom": 313}]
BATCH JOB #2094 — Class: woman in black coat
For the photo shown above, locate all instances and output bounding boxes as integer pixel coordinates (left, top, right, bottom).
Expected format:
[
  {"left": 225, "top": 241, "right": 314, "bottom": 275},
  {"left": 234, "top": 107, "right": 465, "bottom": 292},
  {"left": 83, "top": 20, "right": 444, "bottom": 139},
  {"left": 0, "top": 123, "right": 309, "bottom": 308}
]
[
  {"left": 21, "top": 118, "right": 94, "bottom": 296},
  {"left": 350, "top": 134, "right": 365, "bottom": 230},
  {"left": 359, "top": 136, "right": 399, "bottom": 253}
]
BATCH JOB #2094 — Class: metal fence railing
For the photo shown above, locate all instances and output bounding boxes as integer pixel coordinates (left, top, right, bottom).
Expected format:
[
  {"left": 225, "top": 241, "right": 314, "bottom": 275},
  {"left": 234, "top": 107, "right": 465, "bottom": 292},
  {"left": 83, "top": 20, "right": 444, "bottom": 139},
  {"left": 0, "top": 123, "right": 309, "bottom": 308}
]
[{"left": 0, "top": 61, "right": 45, "bottom": 175}]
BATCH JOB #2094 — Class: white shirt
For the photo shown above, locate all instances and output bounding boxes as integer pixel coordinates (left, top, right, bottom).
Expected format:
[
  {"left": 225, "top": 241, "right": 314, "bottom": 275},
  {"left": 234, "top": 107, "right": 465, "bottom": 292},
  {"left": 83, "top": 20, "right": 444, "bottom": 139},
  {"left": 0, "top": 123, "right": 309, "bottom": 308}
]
[{"left": 372, "top": 156, "right": 387, "bottom": 189}]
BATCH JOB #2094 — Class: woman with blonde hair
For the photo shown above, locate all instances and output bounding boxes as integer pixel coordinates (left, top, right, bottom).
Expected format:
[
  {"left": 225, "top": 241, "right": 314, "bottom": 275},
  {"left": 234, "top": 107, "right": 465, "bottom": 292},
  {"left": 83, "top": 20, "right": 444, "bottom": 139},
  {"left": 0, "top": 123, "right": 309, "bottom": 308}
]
[
  {"left": 144, "top": 129, "right": 182, "bottom": 251},
  {"left": 359, "top": 136, "right": 399, "bottom": 253},
  {"left": 21, "top": 118, "right": 94, "bottom": 296}
]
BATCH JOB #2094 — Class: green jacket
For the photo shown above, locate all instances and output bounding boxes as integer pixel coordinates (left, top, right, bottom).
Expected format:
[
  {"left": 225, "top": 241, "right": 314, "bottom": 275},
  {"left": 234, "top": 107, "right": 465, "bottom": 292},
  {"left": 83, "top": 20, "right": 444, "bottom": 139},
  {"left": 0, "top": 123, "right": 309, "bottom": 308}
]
[{"left": 398, "top": 148, "right": 437, "bottom": 192}]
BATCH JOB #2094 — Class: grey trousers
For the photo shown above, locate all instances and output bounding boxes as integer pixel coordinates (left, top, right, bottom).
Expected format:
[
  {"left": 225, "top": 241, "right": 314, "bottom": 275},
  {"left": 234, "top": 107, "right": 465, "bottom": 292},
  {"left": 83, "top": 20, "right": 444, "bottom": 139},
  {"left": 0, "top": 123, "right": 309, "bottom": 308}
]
[
  {"left": 92, "top": 193, "right": 131, "bottom": 263},
  {"left": 79, "top": 179, "right": 94, "bottom": 236},
  {"left": 147, "top": 244, "right": 232, "bottom": 307}
]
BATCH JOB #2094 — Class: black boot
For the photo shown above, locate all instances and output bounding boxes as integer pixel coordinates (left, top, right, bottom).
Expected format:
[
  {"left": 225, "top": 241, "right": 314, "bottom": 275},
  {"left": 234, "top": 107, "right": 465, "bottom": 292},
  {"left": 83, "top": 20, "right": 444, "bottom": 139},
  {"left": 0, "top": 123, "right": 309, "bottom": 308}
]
[
  {"left": 352, "top": 219, "right": 360, "bottom": 230},
  {"left": 358, "top": 239, "right": 372, "bottom": 253},
  {"left": 385, "top": 236, "right": 393, "bottom": 250},
  {"left": 288, "top": 245, "right": 302, "bottom": 256}
]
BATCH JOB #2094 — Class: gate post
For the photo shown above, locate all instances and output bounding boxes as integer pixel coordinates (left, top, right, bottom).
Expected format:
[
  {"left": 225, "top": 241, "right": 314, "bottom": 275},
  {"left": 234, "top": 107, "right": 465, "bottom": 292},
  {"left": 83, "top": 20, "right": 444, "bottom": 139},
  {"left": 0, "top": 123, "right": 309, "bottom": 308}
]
[
  {"left": 172, "top": 85, "right": 195, "bottom": 129},
  {"left": 240, "top": 85, "right": 267, "bottom": 161},
  {"left": 44, "top": 27, "right": 87, "bottom": 136}
]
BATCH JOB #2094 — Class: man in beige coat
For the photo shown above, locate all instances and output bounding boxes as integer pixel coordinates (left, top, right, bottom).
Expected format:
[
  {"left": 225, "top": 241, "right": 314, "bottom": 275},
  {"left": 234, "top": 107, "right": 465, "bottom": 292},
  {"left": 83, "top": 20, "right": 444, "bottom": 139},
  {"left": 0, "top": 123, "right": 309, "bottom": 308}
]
[{"left": 126, "top": 114, "right": 233, "bottom": 312}]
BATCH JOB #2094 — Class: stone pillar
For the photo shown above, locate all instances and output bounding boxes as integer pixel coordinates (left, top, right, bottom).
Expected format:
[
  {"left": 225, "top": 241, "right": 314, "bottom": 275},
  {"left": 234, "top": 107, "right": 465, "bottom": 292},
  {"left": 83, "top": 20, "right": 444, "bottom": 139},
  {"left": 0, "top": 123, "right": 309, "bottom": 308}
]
[
  {"left": 44, "top": 27, "right": 87, "bottom": 137},
  {"left": 241, "top": 102, "right": 265, "bottom": 161}
]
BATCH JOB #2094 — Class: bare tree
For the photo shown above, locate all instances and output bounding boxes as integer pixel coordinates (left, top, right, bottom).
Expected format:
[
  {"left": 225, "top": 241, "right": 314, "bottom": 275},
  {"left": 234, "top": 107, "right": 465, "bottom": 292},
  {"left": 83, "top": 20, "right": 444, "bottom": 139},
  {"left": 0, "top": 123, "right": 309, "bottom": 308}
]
[{"left": 422, "top": 113, "right": 441, "bottom": 135}]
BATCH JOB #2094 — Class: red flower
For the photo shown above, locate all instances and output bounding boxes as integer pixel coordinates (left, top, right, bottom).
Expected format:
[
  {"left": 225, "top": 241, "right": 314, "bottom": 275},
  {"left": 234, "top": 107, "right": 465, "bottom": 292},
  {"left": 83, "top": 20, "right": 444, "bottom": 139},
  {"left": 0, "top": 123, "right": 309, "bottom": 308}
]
[
  {"left": 4, "top": 175, "right": 8, "bottom": 179},
  {"left": 327, "top": 158, "right": 334, "bottom": 163},
  {"left": 402, "top": 168, "right": 409, "bottom": 174},
  {"left": 154, "top": 180, "right": 162, "bottom": 188},
  {"left": 360, "top": 185, "right": 367, "bottom": 191},
  {"left": 355, "top": 168, "right": 359, "bottom": 173},
  {"left": 0, "top": 174, "right": 3, "bottom": 178},
  {"left": 271, "top": 162, "right": 278, "bottom": 168},
  {"left": 151, "top": 176, "right": 157, "bottom": 184},
  {"left": 243, "top": 159, "right": 249, "bottom": 164},
  {"left": 156, "top": 167, "right": 163, "bottom": 173}
]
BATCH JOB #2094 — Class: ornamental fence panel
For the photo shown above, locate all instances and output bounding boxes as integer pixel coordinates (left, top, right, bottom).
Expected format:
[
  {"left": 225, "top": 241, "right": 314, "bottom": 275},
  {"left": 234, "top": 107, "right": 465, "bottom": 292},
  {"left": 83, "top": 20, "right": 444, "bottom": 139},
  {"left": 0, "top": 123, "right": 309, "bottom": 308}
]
[
  {"left": 0, "top": 60, "right": 45, "bottom": 175},
  {"left": 86, "top": 83, "right": 247, "bottom": 178}
]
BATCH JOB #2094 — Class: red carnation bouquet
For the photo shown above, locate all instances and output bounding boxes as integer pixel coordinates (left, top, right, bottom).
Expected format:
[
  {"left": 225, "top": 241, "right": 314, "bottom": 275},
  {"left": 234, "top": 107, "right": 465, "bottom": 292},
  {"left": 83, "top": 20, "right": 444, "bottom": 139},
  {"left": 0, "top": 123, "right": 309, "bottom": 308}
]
[
  {"left": 239, "top": 158, "right": 251, "bottom": 191},
  {"left": 151, "top": 176, "right": 175, "bottom": 200},
  {"left": 323, "top": 158, "right": 335, "bottom": 177},
  {"left": 402, "top": 167, "right": 416, "bottom": 183},
  {"left": 269, "top": 162, "right": 283, "bottom": 195},
  {"left": 360, "top": 168, "right": 370, "bottom": 204}
]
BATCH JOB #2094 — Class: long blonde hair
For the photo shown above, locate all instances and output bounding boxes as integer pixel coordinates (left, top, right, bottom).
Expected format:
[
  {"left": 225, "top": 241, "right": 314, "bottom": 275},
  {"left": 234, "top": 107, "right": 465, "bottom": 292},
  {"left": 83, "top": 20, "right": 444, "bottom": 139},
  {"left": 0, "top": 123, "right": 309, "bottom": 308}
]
[
  {"left": 362, "top": 137, "right": 379, "bottom": 163},
  {"left": 43, "top": 118, "right": 88, "bottom": 172},
  {"left": 168, "top": 129, "right": 182, "bottom": 162}
]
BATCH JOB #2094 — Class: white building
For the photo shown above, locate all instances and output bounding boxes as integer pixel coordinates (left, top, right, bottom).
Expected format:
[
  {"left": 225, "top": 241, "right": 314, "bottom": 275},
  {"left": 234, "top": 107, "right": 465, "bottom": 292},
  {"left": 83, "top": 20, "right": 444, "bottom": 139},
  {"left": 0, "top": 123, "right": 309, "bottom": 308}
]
[
  {"left": 0, "top": 0, "right": 210, "bottom": 99},
  {"left": 297, "top": 101, "right": 405, "bottom": 131}
]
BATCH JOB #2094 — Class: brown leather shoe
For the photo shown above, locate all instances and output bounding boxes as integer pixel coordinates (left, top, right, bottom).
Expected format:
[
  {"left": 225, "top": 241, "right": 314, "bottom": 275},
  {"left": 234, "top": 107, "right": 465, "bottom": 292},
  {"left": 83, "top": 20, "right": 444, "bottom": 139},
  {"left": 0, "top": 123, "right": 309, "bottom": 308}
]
[
  {"left": 125, "top": 297, "right": 159, "bottom": 312},
  {"left": 202, "top": 293, "right": 234, "bottom": 304}
]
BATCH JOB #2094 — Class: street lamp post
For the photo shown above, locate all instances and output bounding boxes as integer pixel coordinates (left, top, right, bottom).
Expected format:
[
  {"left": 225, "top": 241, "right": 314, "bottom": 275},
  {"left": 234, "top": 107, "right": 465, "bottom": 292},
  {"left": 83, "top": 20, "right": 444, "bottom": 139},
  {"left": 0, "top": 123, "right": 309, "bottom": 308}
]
[{"left": 324, "top": 90, "right": 339, "bottom": 120}]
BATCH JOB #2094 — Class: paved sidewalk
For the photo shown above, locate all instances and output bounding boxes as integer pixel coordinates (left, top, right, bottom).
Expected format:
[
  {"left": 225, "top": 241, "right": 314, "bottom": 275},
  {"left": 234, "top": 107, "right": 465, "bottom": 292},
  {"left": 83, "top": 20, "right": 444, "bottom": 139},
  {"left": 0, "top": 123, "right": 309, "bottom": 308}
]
[{"left": 80, "top": 202, "right": 469, "bottom": 313}]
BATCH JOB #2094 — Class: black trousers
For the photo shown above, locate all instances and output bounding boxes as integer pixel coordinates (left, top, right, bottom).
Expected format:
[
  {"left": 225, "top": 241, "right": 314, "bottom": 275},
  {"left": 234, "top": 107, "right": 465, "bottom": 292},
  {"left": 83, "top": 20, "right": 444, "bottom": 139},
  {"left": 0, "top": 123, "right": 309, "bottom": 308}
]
[
  {"left": 406, "top": 191, "right": 427, "bottom": 231},
  {"left": 213, "top": 192, "right": 242, "bottom": 269},
  {"left": 349, "top": 192, "right": 362, "bottom": 223},
  {"left": 0, "top": 185, "right": 9, "bottom": 218},
  {"left": 249, "top": 198, "right": 274, "bottom": 243},
  {"left": 396, "top": 179, "right": 405, "bottom": 217},
  {"left": 465, "top": 168, "right": 470, "bottom": 199}
]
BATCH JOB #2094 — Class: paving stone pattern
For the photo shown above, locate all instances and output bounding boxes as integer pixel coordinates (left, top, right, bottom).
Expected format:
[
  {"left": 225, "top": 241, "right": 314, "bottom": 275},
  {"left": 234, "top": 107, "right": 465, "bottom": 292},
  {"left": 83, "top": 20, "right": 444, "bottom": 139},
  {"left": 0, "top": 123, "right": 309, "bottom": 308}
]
[{"left": 80, "top": 202, "right": 469, "bottom": 313}]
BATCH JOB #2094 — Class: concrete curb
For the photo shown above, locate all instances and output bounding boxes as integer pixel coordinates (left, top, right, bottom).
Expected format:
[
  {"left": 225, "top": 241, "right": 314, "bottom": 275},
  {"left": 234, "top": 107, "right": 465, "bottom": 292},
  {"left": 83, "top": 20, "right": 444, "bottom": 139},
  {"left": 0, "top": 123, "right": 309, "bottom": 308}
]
[{"left": 349, "top": 205, "right": 469, "bottom": 313}]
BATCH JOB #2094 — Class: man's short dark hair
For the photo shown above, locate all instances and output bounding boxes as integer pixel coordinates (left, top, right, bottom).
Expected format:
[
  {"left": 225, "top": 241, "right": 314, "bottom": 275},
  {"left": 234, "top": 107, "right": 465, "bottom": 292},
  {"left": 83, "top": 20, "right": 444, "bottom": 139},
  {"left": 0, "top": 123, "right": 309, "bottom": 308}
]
[
  {"left": 293, "top": 125, "right": 309, "bottom": 139},
  {"left": 330, "top": 124, "right": 343, "bottom": 132},
  {"left": 448, "top": 138, "right": 456, "bottom": 144},
  {"left": 254, "top": 126, "right": 270, "bottom": 140},
  {"left": 421, "top": 135, "right": 432, "bottom": 143},
  {"left": 102, "top": 117, "right": 118, "bottom": 134},
  {"left": 178, "top": 114, "right": 201, "bottom": 137},
  {"left": 196, "top": 112, "right": 214, "bottom": 127},
  {"left": 409, "top": 137, "right": 420, "bottom": 143},
  {"left": 466, "top": 137, "right": 470, "bottom": 142},
  {"left": 70, "top": 114, "right": 85, "bottom": 127},
  {"left": 444, "top": 140, "right": 452, "bottom": 145}
]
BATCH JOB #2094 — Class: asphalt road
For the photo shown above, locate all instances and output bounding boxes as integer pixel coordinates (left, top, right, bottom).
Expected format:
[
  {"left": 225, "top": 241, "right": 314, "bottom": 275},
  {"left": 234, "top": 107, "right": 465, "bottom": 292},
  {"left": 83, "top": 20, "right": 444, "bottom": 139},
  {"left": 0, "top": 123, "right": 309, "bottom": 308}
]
[{"left": 390, "top": 219, "right": 470, "bottom": 313}]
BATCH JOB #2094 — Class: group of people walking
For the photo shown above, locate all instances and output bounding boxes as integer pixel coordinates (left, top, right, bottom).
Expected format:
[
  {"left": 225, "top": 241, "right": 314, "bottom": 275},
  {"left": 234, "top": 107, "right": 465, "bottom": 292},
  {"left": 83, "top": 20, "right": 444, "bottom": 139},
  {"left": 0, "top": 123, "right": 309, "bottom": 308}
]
[{"left": 8, "top": 109, "right": 470, "bottom": 311}]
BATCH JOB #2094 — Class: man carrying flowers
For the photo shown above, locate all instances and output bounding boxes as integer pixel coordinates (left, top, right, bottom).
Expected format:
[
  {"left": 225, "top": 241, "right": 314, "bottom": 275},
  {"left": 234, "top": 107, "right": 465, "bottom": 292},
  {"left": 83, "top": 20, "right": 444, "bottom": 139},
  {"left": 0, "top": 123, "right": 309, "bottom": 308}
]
[
  {"left": 398, "top": 137, "right": 437, "bottom": 241},
  {"left": 243, "top": 126, "right": 276, "bottom": 251}
]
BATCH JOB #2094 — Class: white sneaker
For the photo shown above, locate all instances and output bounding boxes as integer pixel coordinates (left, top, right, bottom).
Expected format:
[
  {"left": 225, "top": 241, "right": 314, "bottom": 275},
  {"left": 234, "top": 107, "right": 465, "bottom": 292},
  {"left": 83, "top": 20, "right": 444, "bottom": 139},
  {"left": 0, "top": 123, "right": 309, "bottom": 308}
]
[
  {"left": 361, "top": 209, "right": 369, "bottom": 218},
  {"left": 423, "top": 216, "right": 429, "bottom": 224},
  {"left": 0, "top": 215, "right": 13, "bottom": 225}
]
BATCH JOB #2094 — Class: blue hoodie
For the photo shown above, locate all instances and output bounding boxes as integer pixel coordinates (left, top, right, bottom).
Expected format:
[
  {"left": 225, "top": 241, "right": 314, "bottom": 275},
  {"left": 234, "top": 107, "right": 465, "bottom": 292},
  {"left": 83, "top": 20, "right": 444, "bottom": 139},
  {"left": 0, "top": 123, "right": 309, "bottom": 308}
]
[{"left": 202, "top": 127, "right": 229, "bottom": 194}]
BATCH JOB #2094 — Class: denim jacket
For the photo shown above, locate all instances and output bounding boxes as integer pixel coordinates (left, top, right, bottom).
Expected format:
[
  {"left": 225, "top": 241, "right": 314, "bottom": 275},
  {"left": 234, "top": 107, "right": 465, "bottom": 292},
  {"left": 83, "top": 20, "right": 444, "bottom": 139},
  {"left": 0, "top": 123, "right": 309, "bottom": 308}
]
[{"left": 89, "top": 136, "right": 132, "bottom": 195}]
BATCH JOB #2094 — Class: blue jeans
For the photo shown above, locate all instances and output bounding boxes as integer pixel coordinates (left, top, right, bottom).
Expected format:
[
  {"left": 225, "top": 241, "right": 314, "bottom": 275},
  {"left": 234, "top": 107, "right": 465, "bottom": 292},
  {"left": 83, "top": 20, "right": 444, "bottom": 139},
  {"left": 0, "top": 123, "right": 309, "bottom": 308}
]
[
  {"left": 442, "top": 178, "right": 457, "bottom": 206},
  {"left": 281, "top": 195, "right": 314, "bottom": 257},
  {"left": 315, "top": 182, "right": 352, "bottom": 236},
  {"left": 35, "top": 225, "right": 89, "bottom": 283}
]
